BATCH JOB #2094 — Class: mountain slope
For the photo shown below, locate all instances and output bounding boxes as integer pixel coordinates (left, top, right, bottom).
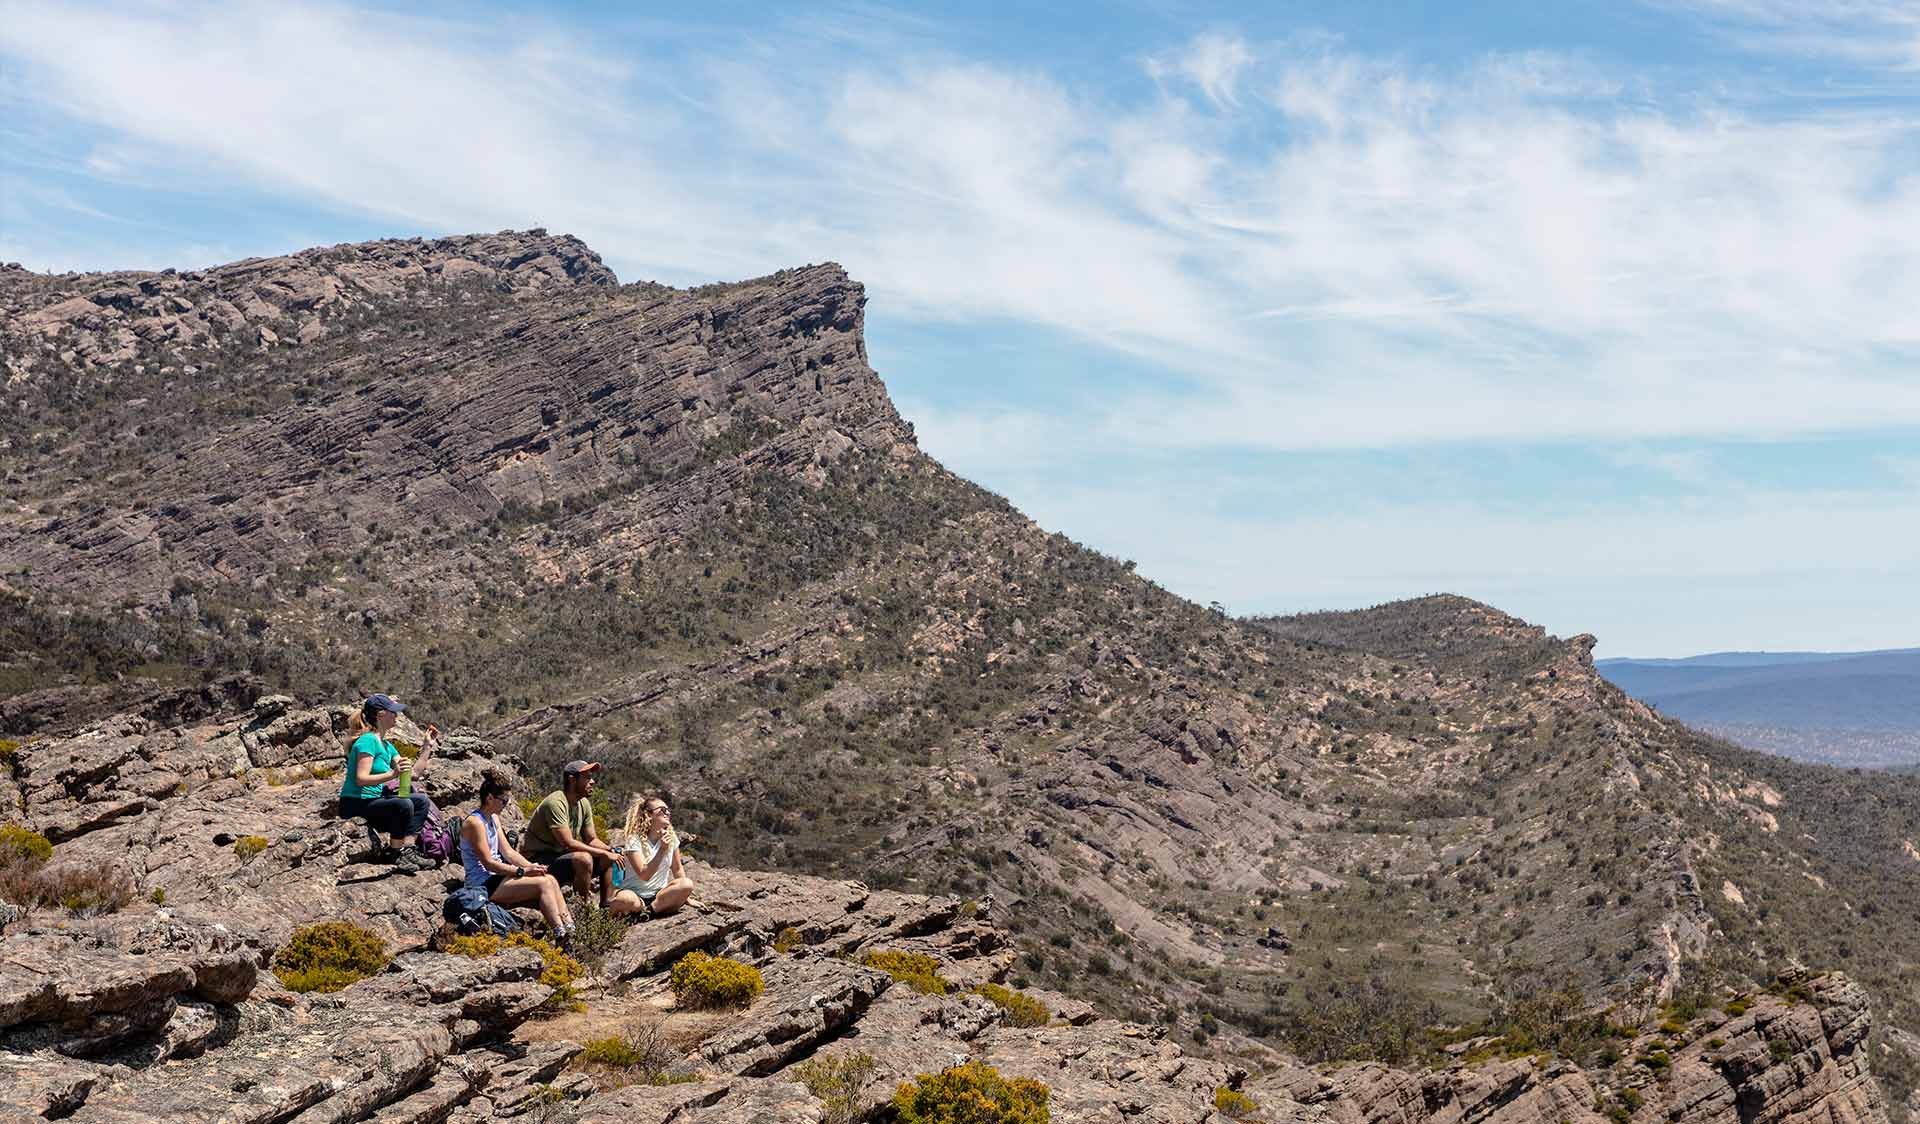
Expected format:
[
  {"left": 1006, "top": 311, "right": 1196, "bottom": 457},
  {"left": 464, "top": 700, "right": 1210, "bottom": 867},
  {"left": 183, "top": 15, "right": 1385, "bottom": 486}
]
[{"left": 3, "top": 232, "right": 1916, "bottom": 1120}]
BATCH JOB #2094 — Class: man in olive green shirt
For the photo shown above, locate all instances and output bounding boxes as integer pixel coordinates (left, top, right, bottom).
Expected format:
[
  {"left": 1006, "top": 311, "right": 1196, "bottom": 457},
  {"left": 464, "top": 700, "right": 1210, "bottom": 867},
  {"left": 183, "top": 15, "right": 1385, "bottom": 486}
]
[{"left": 522, "top": 760, "right": 619, "bottom": 908}]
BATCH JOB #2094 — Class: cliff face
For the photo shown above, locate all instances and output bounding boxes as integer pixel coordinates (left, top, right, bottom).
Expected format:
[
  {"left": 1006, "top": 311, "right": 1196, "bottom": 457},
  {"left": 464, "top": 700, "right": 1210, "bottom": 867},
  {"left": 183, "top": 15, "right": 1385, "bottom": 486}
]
[
  {"left": 1, "top": 233, "right": 907, "bottom": 607},
  {"left": 0, "top": 689, "right": 1891, "bottom": 1124},
  {"left": 2, "top": 233, "right": 1917, "bottom": 1120}
]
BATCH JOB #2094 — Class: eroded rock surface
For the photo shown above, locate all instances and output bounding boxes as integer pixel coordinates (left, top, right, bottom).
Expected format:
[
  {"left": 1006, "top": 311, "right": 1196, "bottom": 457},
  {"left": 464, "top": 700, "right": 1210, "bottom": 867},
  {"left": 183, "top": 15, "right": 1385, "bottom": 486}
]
[{"left": 0, "top": 690, "right": 1899, "bottom": 1124}]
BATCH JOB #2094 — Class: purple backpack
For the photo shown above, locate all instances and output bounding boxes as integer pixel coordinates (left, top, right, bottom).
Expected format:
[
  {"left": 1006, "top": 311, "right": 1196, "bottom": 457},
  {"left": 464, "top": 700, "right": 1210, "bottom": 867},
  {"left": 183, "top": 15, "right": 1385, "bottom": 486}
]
[
  {"left": 416, "top": 799, "right": 457, "bottom": 866},
  {"left": 382, "top": 781, "right": 457, "bottom": 867}
]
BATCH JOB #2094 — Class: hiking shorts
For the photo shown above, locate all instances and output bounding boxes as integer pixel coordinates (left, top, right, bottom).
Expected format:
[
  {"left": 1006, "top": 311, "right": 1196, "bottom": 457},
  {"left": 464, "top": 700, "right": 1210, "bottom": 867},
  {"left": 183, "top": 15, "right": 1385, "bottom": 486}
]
[{"left": 545, "top": 852, "right": 607, "bottom": 888}]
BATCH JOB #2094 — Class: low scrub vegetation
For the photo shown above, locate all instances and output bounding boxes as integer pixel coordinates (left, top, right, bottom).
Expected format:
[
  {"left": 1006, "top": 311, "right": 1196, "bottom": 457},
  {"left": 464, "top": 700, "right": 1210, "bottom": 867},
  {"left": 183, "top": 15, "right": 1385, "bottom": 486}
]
[
  {"left": 794, "top": 1052, "right": 879, "bottom": 1124},
  {"left": 891, "top": 1061, "right": 1050, "bottom": 1124},
  {"left": 974, "top": 983, "right": 1050, "bottom": 1027},
  {"left": 669, "top": 951, "right": 763, "bottom": 1009},
  {"left": 0, "top": 823, "right": 53, "bottom": 865},
  {"left": 861, "top": 949, "right": 949, "bottom": 996},
  {"left": 275, "top": 921, "right": 388, "bottom": 993},
  {"left": 443, "top": 931, "right": 585, "bottom": 1007},
  {"left": 575, "top": 1024, "right": 696, "bottom": 1088},
  {"left": 1214, "top": 1087, "right": 1258, "bottom": 1118},
  {"left": 0, "top": 825, "right": 134, "bottom": 918}
]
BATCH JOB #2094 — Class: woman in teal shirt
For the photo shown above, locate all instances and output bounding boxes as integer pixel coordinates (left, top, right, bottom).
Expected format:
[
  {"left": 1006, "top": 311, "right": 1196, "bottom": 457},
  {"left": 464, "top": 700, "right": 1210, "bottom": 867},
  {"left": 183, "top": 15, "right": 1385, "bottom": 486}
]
[{"left": 339, "top": 694, "right": 438, "bottom": 871}]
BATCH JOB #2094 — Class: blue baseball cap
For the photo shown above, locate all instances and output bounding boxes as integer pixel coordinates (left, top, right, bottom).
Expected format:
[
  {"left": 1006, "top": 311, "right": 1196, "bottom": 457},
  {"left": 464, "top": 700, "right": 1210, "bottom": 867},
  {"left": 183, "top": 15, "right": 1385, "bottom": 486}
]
[{"left": 364, "top": 694, "right": 406, "bottom": 715}]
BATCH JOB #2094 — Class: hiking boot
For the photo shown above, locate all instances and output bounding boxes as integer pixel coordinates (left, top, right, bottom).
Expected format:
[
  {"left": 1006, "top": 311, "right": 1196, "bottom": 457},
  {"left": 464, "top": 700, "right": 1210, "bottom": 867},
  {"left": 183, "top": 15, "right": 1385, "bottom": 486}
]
[{"left": 393, "top": 846, "right": 434, "bottom": 873}]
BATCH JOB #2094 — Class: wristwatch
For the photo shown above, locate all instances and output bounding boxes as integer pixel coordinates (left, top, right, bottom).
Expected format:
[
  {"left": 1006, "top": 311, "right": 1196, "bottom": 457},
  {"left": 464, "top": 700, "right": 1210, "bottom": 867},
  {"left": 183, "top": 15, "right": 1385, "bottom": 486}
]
[{"left": 515, "top": 864, "right": 525, "bottom": 877}]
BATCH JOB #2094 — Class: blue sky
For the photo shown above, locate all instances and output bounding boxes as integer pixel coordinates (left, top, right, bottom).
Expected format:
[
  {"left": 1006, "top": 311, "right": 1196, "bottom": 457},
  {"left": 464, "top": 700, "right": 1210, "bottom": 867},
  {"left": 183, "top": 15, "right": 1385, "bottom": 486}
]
[{"left": 4, "top": 0, "right": 1918, "bottom": 656}]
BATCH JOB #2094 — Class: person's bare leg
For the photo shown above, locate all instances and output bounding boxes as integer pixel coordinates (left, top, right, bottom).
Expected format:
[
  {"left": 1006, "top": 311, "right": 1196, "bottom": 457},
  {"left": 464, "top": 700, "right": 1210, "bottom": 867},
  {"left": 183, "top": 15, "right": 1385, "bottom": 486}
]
[
  {"left": 493, "top": 876, "right": 564, "bottom": 932},
  {"left": 649, "top": 878, "right": 695, "bottom": 916},
  {"left": 607, "top": 889, "right": 647, "bottom": 917},
  {"left": 544, "top": 875, "right": 574, "bottom": 930},
  {"left": 569, "top": 857, "right": 593, "bottom": 903},
  {"left": 593, "top": 854, "right": 611, "bottom": 908}
]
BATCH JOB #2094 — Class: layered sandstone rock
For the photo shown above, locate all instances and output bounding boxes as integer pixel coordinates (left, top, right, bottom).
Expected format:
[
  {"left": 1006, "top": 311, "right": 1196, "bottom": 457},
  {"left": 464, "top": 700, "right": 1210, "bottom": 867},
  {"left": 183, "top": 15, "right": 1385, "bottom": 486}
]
[
  {"left": 0, "top": 230, "right": 615, "bottom": 374},
  {"left": 0, "top": 688, "right": 1896, "bottom": 1124},
  {"left": 0, "top": 235, "right": 911, "bottom": 609}
]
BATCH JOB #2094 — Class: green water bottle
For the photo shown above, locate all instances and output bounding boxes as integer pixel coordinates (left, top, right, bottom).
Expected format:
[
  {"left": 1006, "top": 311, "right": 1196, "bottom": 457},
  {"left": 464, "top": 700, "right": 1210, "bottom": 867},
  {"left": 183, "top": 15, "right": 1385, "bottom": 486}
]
[{"left": 396, "top": 750, "right": 412, "bottom": 798}]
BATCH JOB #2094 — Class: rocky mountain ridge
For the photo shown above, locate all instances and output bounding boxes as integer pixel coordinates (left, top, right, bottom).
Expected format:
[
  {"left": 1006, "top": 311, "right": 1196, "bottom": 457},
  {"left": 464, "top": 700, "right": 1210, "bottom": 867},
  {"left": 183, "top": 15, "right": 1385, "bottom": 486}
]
[
  {"left": 0, "top": 688, "right": 1892, "bottom": 1124},
  {"left": 3, "top": 231, "right": 1918, "bottom": 1120}
]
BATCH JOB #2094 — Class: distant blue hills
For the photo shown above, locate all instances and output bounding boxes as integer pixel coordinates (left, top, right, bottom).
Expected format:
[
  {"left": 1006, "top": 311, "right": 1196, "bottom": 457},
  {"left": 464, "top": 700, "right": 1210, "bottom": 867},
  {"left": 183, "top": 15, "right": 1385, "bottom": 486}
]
[{"left": 1596, "top": 648, "right": 1920, "bottom": 767}]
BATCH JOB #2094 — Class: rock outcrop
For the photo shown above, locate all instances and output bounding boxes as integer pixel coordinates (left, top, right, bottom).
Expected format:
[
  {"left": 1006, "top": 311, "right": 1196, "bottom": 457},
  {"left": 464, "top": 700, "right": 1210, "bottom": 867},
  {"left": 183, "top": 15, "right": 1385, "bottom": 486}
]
[
  {"left": 0, "top": 689, "right": 1895, "bottom": 1124},
  {"left": 1248, "top": 970, "right": 1885, "bottom": 1124},
  {"left": 0, "top": 230, "right": 615, "bottom": 375},
  {"left": 1, "top": 235, "right": 911, "bottom": 609}
]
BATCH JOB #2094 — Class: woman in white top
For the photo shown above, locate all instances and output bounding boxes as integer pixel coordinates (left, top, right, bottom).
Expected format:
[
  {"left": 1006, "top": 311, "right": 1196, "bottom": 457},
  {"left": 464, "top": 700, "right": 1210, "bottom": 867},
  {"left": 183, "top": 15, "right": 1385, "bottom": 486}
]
[{"left": 610, "top": 795, "right": 695, "bottom": 917}]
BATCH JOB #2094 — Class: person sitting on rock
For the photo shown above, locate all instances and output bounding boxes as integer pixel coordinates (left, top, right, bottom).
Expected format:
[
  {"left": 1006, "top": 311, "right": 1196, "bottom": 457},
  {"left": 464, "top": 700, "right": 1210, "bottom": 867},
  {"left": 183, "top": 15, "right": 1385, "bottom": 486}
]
[
  {"left": 461, "top": 769, "right": 575, "bottom": 943},
  {"left": 610, "top": 794, "right": 696, "bottom": 918},
  {"left": 338, "top": 694, "right": 439, "bottom": 872},
  {"left": 521, "top": 760, "right": 620, "bottom": 911}
]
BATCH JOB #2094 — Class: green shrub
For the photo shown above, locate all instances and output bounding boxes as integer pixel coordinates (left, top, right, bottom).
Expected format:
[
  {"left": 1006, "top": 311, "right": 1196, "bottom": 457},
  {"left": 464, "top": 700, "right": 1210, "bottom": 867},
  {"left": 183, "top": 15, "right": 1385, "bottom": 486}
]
[
  {"left": 794, "top": 1052, "right": 878, "bottom": 1124},
  {"left": 441, "top": 930, "right": 582, "bottom": 1008},
  {"left": 1214, "top": 1086, "right": 1258, "bottom": 1117},
  {"left": 0, "top": 834, "right": 132, "bottom": 917},
  {"left": 891, "top": 1062, "right": 1049, "bottom": 1124},
  {"left": 443, "top": 932, "right": 505, "bottom": 958},
  {"left": 1640, "top": 1050, "right": 1671, "bottom": 1072},
  {"left": 0, "top": 823, "right": 52, "bottom": 866},
  {"left": 862, "top": 949, "right": 949, "bottom": 995},
  {"left": 580, "top": 1035, "right": 648, "bottom": 1067},
  {"left": 670, "top": 951, "right": 764, "bottom": 1009},
  {"left": 0, "top": 738, "right": 18, "bottom": 764},
  {"left": 575, "top": 1029, "right": 697, "bottom": 1086},
  {"left": 275, "top": 921, "right": 387, "bottom": 993},
  {"left": 774, "top": 926, "right": 803, "bottom": 954},
  {"left": 1769, "top": 1039, "right": 1793, "bottom": 1062},
  {"left": 512, "top": 932, "right": 585, "bottom": 991},
  {"left": 1621, "top": 1088, "right": 1645, "bottom": 1110},
  {"left": 233, "top": 835, "right": 270, "bottom": 860},
  {"left": 974, "top": 983, "right": 1050, "bottom": 1027},
  {"left": 568, "top": 903, "right": 630, "bottom": 961},
  {"left": 149, "top": 887, "right": 166, "bottom": 905}
]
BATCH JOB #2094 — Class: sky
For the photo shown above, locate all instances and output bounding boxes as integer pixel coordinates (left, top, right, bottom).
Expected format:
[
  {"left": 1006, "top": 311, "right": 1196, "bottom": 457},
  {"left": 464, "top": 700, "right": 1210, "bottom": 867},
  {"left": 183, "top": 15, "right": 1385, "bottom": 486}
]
[{"left": 3, "top": 0, "right": 1918, "bottom": 657}]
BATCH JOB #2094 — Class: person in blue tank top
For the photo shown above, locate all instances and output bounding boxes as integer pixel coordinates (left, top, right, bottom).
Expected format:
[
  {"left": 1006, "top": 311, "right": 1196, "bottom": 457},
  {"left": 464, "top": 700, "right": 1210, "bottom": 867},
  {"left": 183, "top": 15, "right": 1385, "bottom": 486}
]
[
  {"left": 338, "top": 694, "right": 439, "bottom": 872},
  {"left": 461, "top": 770, "right": 575, "bottom": 942}
]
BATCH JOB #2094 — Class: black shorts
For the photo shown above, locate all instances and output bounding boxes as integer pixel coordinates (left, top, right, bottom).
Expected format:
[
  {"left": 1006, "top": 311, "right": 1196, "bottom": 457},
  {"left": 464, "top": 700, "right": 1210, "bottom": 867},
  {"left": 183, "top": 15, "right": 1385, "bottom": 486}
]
[
  {"left": 546, "top": 853, "right": 598, "bottom": 883},
  {"left": 483, "top": 873, "right": 507, "bottom": 896}
]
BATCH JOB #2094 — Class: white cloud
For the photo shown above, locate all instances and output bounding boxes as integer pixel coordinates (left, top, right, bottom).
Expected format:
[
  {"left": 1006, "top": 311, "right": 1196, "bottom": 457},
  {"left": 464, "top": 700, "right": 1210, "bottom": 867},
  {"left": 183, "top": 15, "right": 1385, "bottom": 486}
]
[
  {"left": 1659, "top": 1, "right": 1920, "bottom": 69},
  {"left": 3, "top": 2, "right": 1920, "bottom": 459},
  {"left": 1149, "top": 31, "right": 1256, "bottom": 106}
]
